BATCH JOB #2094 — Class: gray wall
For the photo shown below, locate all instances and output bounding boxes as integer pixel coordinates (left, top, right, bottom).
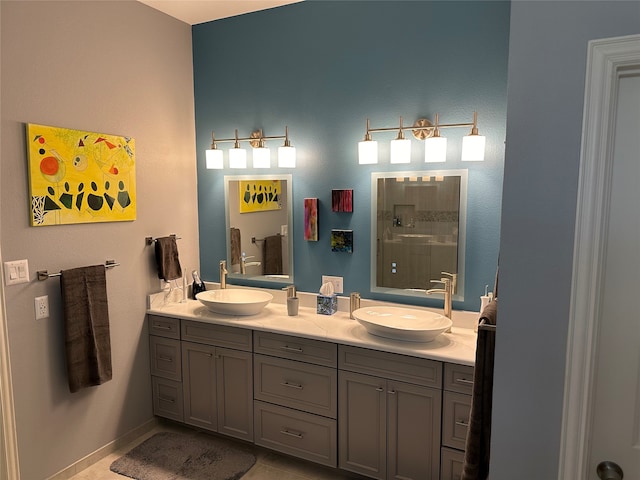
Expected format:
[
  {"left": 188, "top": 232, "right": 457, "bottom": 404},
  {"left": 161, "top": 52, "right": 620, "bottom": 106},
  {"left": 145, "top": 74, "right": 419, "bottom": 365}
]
[
  {"left": 0, "top": 1, "right": 199, "bottom": 478},
  {"left": 493, "top": 2, "right": 640, "bottom": 479}
]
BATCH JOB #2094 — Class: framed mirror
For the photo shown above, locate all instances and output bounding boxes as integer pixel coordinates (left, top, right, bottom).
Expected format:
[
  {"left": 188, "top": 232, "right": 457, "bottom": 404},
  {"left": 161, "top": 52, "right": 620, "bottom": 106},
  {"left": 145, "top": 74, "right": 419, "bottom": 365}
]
[
  {"left": 224, "top": 174, "right": 293, "bottom": 284},
  {"left": 371, "top": 170, "right": 467, "bottom": 300}
]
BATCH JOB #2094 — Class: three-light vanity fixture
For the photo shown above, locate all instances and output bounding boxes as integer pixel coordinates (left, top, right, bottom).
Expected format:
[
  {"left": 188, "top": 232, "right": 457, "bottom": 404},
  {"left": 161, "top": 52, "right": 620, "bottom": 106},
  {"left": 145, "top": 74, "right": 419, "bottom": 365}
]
[
  {"left": 358, "top": 112, "right": 485, "bottom": 165},
  {"left": 206, "top": 126, "right": 296, "bottom": 169}
]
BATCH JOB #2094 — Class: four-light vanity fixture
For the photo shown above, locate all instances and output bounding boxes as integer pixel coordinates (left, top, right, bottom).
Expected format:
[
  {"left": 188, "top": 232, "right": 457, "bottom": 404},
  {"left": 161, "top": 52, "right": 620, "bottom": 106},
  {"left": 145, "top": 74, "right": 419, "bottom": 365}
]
[
  {"left": 206, "top": 126, "right": 296, "bottom": 169},
  {"left": 358, "top": 112, "right": 485, "bottom": 165}
]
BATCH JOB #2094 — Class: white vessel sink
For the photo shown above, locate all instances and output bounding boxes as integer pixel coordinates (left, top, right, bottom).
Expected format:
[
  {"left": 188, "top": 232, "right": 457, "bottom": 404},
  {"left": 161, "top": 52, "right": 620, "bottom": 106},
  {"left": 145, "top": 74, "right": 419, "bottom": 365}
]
[
  {"left": 352, "top": 306, "right": 452, "bottom": 342},
  {"left": 196, "top": 289, "right": 273, "bottom": 316}
]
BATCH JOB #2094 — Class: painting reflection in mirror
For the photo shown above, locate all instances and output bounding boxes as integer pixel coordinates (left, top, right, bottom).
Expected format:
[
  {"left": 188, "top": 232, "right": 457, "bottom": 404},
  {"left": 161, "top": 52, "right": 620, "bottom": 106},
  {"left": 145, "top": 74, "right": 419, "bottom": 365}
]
[
  {"left": 225, "top": 175, "right": 292, "bottom": 283},
  {"left": 374, "top": 171, "right": 467, "bottom": 298}
]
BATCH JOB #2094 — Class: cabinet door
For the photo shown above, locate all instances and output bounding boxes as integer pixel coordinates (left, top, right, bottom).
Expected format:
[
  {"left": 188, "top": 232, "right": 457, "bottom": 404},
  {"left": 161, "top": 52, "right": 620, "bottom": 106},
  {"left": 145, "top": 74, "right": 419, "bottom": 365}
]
[
  {"left": 216, "top": 347, "right": 253, "bottom": 442},
  {"left": 182, "top": 341, "right": 217, "bottom": 431},
  {"left": 387, "top": 380, "right": 442, "bottom": 480},
  {"left": 338, "top": 370, "right": 386, "bottom": 480}
]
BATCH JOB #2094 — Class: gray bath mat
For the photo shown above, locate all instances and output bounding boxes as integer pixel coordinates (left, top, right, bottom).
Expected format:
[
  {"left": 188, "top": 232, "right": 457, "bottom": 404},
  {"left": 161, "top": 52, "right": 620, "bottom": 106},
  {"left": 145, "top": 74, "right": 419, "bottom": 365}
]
[{"left": 110, "top": 431, "right": 256, "bottom": 480}]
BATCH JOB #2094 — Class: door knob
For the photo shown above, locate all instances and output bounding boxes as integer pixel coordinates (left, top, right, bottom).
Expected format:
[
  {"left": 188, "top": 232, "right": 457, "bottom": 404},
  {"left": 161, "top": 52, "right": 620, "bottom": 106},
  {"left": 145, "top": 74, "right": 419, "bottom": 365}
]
[{"left": 597, "top": 461, "right": 623, "bottom": 480}]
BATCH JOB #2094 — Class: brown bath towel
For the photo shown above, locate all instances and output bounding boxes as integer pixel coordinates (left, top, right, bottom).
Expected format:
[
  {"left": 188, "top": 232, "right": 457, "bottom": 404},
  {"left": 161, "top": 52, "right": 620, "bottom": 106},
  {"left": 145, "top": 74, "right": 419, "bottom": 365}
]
[
  {"left": 154, "top": 236, "right": 182, "bottom": 281},
  {"left": 230, "top": 228, "right": 242, "bottom": 266},
  {"left": 60, "top": 265, "right": 112, "bottom": 393},
  {"left": 461, "top": 299, "right": 497, "bottom": 480},
  {"left": 263, "top": 234, "right": 283, "bottom": 275}
]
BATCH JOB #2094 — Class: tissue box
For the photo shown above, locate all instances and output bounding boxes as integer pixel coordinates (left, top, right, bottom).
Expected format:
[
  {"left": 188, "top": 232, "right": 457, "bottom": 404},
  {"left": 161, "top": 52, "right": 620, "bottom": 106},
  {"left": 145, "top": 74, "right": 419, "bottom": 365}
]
[{"left": 317, "top": 294, "right": 337, "bottom": 315}]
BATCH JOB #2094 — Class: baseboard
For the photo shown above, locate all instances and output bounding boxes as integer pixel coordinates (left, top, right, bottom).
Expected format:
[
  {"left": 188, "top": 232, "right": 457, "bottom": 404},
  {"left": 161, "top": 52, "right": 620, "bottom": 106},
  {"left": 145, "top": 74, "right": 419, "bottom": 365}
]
[{"left": 47, "top": 418, "right": 158, "bottom": 480}]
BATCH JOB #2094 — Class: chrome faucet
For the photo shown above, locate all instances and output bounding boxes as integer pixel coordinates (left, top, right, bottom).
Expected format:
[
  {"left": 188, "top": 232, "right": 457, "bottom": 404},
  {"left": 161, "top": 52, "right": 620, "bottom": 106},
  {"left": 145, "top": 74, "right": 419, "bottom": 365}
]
[
  {"left": 240, "top": 253, "right": 255, "bottom": 274},
  {"left": 350, "top": 292, "right": 361, "bottom": 319},
  {"left": 219, "top": 260, "right": 228, "bottom": 289},
  {"left": 426, "top": 272, "right": 457, "bottom": 331},
  {"left": 282, "top": 285, "right": 296, "bottom": 298}
]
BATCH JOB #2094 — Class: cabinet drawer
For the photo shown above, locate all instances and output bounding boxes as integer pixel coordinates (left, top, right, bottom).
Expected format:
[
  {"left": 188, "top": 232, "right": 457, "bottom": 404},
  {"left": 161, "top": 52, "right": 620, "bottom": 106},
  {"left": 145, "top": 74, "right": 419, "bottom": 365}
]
[
  {"left": 150, "top": 336, "right": 181, "bottom": 381},
  {"left": 181, "top": 320, "right": 252, "bottom": 351},
  {"left": 254, "top": 354, "right": 337, "bottom": 418},
  {"left": 152, "top": 376, "right": 183, "bottom": 422},
  {"left": 443, "top": 363, "right": 474, "bottom": 395},
  {"left": 254, "top": 400, "right": 337, "bottom": 467},
  {"left": 148, "top": 315, "right": 180, "bottom": 339},
  {"left": 442, "top": 391, "right": 471, "bottom": 450},
  {"left": 441, "top": 447, "right": 465, "bottom": 480},
  {"left": 254, "top": 331, "right": 337, "bottom": 367},
  {"left": 338, "top": 345, "right": 442, "bottom": 389}
]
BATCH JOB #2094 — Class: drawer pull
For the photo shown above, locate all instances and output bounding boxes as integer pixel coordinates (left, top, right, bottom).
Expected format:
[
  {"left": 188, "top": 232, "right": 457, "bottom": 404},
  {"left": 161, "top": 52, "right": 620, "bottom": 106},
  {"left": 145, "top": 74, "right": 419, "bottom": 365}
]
[
  {"left": 281, "top": 345, "right": 304, "bottom": 354},
  {"left": 387, "top": 390, "right": 396, "bottom": 395},
  {"left": 455, "top": 378, "right": 474, "bottom": 386},
  {"left": 158, "top": 355, "right": 173, "bottom": 362},
  {"left": 280, "top": 429, "right": 304, "bottom": 439},
  {"left": 153, "top": 324, "right": 172, "bottom": 330},
  {"left": 158, "top": 395, "right": 175, "bottom": 404},
  {"left": 281, "top": 381, "right": 303, "bottom": 390},
  {"left": 375, "top": 387, "right": 384, "bottom": 392},
  {"left": 455, "top": 420, "right": 470, "bottom": 428}
]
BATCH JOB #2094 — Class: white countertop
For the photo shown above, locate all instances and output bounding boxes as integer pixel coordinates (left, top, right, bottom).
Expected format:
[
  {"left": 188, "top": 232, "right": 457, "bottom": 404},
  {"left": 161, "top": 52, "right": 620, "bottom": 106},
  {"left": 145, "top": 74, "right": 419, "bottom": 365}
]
[{"left": 147, "top": 289, "right": 478, "bottom": 366}]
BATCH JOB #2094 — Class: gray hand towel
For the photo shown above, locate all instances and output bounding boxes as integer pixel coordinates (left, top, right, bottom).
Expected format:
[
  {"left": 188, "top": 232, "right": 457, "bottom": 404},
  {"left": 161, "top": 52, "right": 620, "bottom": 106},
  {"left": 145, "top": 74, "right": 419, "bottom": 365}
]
[
  {"left": 230, "top": 228, "right": 242, "bottom": 266},
  {"left": 154, "top": 236, "right": 182, "bottom": 281},
  {"left": 60, "top": 265, "right": 112, "bottom": 393},
  {"left": 263, "top": 234, "right": 283, "bottom": 275},
  {"left": 461, "top": 298, "right": 497, "bottom": 480}
]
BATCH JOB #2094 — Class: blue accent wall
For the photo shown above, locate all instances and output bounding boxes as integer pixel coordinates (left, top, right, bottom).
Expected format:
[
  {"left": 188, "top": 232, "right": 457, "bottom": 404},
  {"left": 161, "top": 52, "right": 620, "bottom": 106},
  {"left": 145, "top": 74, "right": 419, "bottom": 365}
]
[{"left": 193, "top": 1, "right": 510, "bottom": 311}]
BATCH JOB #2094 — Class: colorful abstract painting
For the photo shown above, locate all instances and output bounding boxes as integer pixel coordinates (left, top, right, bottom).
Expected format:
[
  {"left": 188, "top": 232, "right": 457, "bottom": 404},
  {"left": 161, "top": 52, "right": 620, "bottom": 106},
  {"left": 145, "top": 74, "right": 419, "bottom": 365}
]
[
  {"left": 331, "top": 229, "right": 353, "bottom": 253},
  {"left": 239, "top": 180, "right": 282, "bottom": 213},
  {"left": 332, "top": 189, "right": 353, "bottom": 212},
  {"left": 27, "top": 123, "right": 136, "bottom": 226},
  {"left": 304, "top": 198, "right": 318, "bottom": 241}
]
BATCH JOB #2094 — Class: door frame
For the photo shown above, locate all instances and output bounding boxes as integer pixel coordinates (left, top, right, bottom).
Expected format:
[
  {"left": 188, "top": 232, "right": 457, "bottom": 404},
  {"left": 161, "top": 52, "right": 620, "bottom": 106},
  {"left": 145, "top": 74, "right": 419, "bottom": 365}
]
[{"left": 559, "top": 34, "right": 640, "bottom": 480}]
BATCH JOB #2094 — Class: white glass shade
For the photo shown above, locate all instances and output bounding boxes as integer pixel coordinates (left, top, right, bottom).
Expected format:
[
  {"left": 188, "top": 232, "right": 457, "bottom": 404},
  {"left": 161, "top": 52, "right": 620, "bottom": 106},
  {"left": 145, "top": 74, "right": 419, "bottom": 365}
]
[
  {"left": 424, "top": 136, "right": 447, "bottom": 163},
  {"left": 461, "top": 134, "right": 486, "bottom": 161},
  {"left": 358, "top": 140, "right": 378, "bottom": 164},
  {"left": 390, "top": 138, "right": 411, "bottom": 164},
  {"left": 205, "top": 148, "right": 223, "bottom": 169},
  {"left": 278, "top": 145, "right": 296, "bottom": 168},
  {"left": 252, "top": 147, "right": 271, "bottom": 168},
  {"left": 229, "top": 147, "right": 247, "bottom": 168}
]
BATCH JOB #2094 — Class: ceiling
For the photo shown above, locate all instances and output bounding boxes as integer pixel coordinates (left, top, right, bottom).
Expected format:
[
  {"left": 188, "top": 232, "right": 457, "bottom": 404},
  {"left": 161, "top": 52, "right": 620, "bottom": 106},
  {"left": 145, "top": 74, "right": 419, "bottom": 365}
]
[{"left": 137, "top": 0, "right": 303, "bottom": 25}]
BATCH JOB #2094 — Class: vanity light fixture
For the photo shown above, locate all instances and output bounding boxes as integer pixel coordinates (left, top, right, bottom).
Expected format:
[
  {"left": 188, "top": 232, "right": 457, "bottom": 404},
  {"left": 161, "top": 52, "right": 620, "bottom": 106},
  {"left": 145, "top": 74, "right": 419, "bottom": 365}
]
[
  {"left": 205, "top": 126, "right": 296, "bottom": 169},
  {"left": 228, "top": 129, "right": 247, "bottom": 169},
  {"left": 460, "top": 111, "right": 486, "bottom": 161},
  {"left": 358, "top": 111, "right": 485, "bottom": 165}
]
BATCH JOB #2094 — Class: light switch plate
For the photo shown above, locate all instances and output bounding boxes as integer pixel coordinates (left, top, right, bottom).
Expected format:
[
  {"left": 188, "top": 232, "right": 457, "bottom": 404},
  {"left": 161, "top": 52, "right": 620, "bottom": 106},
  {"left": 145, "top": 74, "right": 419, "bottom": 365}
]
[
  {"left": 4, "top": 259, "right": 30, "bottom": 286},
  {"left": 321, "top": 275, "right": 344, "bottom": 294}
]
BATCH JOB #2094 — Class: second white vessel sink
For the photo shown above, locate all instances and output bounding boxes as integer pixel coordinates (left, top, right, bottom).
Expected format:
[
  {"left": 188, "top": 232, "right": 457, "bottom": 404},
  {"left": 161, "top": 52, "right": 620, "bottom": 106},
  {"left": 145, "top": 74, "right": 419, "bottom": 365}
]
[
  {"left": 196, "top": 289, "right": 273, "bottom": 316},
  {"left": 352, "top": 306, "right": 452, "bottom": 342}
]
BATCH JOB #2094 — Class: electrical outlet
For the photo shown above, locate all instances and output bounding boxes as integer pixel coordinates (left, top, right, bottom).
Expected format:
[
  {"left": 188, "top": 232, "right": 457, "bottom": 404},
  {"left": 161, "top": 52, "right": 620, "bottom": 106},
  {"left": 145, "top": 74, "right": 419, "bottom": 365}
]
[
  {"left": 35, "top": 295, "right": 49, "bottom": 320},
  {"left": 322, "top": 275, "right": 344, "bottom": 294}
]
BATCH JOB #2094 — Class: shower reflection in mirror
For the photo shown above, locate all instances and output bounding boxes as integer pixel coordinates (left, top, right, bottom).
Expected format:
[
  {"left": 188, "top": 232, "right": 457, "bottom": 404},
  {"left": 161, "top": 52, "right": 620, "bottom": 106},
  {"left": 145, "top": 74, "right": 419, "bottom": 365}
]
[{"left": 372, "top": 170, "right": 467, "bottom": 300}]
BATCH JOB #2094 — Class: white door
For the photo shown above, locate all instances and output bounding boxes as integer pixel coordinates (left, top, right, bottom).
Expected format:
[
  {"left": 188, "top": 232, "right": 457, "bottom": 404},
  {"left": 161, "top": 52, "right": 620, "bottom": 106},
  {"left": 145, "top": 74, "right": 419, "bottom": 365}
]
[
  {"left": 587, "top": 72, "right": 640, "bottom": 479},
  {"left": 560, "top": 35, "right": 640, "bottom": 480}
]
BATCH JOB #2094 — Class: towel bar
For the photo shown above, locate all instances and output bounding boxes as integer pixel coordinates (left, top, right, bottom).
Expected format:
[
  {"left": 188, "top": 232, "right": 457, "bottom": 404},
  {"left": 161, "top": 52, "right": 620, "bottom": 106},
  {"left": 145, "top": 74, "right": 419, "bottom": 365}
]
[
  {"left": 478, "top": 319, "right": 496, "bottom": 332},
  {"left": 37, "top": 260, "right": 120, "bottom": 281},
  {"left": 251, "top": 233, "right": 282, "bottom": 244},
  {"left": 145, "top": 234, "right": 181, "bottom": 245}
]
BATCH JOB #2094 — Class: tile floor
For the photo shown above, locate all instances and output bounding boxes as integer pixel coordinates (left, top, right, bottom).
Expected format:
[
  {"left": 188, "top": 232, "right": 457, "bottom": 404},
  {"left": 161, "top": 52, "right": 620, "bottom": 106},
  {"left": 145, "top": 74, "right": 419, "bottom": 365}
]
[{"left": 69, "top": 421, "right": 363, "bottom": 480}]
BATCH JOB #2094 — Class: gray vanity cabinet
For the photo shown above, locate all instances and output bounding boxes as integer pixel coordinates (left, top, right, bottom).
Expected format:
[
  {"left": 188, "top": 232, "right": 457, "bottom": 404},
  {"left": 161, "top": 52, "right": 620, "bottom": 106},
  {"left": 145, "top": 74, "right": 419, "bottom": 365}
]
[
  {"left": 149, "top": 315, "right": 184, "bottom": 422},
  {"left": 253, "top": 331, "right": 338, "bottom": 467},
  {"left": 440, "top": 363, "right": 474, "bottom": 480},
  {"left": 338, "top": 345, "right": 442, "bottom": 480},
  {"left": 180, "top": 320, "right": 254, "bottom": 442}
]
